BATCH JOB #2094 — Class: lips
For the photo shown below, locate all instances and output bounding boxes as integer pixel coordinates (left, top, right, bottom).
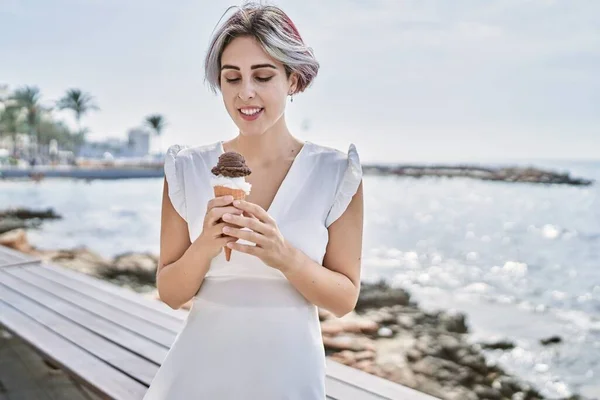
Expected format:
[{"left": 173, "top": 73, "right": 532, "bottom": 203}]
[{"left": 238, "top": 107, "right": 264, "bottom": 121}]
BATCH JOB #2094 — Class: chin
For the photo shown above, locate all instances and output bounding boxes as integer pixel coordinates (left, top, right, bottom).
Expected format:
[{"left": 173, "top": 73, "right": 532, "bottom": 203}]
[{"left": 236, "top": 123, "right": 268, "bottom": 137}]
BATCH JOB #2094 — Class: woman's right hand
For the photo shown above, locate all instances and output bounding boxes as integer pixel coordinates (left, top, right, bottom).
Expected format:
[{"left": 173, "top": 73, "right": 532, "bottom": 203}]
[{"left": 191, "top": 195, "right": 242, "bottom": 260}]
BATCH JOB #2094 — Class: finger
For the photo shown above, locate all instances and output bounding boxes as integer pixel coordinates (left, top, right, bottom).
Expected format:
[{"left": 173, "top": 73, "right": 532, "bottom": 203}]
[
  {"left": 217, "top": 236, "right": 238, "bottom": 247},
  {"left": 222, "top": 226, "right": 267, "bottom": 246},
  {"left": 243, "top": 211, "right": 259, "bottom": 220},
  {"left": 206, "top": 195, "right": 234, "bottom": 211},
  {"left": 207, "top": 206, "right": 243, "bottom": 225},
  {"left": 233, "top": 200, "right": 274, "bottom": 224},
  {"left": 221, "top": 213, "right": 267, "bottom": 233},
  {"left": 213, "top": 222, "right": 241, "bottom": 238},
  {"left": 226, "top": 241, "right": 261, "bottom": 257}
]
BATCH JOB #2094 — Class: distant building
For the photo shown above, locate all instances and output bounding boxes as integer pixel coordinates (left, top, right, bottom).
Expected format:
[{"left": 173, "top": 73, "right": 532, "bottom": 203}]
[
  {"left": 79, "top": 128, "right": 152, "bottom": 159},
  {"left": 126, "top": 128, "right": 151, "bottom": 157}
]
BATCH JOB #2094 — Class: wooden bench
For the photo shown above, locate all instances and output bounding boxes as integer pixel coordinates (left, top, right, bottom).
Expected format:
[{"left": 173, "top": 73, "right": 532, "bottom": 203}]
[{"left": 0, "top": 245, "right": 438, "bottom": 400}]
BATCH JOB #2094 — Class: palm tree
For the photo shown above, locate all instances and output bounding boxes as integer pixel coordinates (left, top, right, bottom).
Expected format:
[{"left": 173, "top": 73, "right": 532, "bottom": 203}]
[
  {"left": 145, "top": 114, "right": 167, "bottom": 154},
  {"left": 11, "top": 86, "right": 44, "bottom": 155},
  {"left": 56, "top": 88, "right": 99, "bottom": 142},
  {"left": 0, "top": 105, "right": 22, "bottom": 154}
]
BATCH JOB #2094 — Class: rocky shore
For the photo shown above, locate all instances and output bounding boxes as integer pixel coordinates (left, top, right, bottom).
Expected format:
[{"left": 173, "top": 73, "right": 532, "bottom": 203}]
[
  {"left": 363, "top": 164, "right": 594, "bottom": 186},
  {"left": 1, "top": 223, "right": 586, "bottom": 400},
  {"left": 1, "top": 163, "right": 594, "bottom": 186},
  {"left": 0, "top": 207, "right": 61, "bottom": 235}
]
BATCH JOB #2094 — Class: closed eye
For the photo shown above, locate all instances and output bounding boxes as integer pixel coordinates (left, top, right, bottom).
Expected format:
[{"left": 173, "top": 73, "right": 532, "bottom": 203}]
[{"left": 224, "top": 77, "right": 273, "bottom": 83}]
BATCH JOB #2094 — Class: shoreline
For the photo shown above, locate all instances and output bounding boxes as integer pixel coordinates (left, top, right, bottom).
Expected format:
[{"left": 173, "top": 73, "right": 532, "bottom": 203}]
[
  {"left": 0, "top": 228, "right": 587, "bottom": 400},
  {"left": 0, "top": 162, "right": 594, "bottom": 186}
]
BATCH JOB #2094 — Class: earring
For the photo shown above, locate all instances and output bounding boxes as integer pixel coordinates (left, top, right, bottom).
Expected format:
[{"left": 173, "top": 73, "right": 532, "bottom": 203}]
[{"left": 290, "top": 95, "right": 294, "bottom": 103}]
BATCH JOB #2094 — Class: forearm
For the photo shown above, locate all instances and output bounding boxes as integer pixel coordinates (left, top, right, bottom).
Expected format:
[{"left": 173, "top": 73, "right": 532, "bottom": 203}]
[
  {"left": 282, "top": 246, "right": 359, "bottom": 318},
  {"left": 156, "top": 247, "right": 211, "bottom": 309}
]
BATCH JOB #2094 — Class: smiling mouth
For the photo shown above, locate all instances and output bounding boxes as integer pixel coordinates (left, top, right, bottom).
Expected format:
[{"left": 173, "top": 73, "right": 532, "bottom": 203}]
[
  {"left": 238, "top": 107, "right": 263, "bottom": 116},
  {"left": 238, "top": 107, "right": 264, "bottom": 121}
]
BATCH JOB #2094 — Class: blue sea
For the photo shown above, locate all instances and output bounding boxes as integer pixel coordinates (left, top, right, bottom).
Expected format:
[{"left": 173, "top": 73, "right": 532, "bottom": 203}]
[{"left": 1, "top": 159, "right": 598, "bottom": 399}]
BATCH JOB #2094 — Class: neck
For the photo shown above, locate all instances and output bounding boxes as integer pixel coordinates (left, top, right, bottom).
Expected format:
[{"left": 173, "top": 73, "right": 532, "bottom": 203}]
[{"left": 229, "top": 117, "right": 300, "bottom": 166}]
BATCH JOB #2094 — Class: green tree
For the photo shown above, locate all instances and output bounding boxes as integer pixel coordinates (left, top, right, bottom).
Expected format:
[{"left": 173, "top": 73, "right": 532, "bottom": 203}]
[
  {"left": 0, "top": 104, "right": 24, "bottom": 154},
  {"left": 145, "top": 114, "right": 167, "bottom": 154},
  {"left": 11, "top": 86, "right": 45, "bottom": 154},
  {"left": 37, "top": 116, "right": 78, "bottom": 150},
  {"left": 56, "top": 88, "right": 99, "bottom": 145}
]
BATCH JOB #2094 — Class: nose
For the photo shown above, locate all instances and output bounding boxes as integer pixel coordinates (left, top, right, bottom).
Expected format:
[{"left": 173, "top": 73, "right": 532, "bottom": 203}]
[{"left": 238, "top": 80, "right": 256, "bottom": 102}]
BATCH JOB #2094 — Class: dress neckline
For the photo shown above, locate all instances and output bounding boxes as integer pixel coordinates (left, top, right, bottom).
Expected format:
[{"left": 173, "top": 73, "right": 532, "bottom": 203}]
[{"left": 216, "top": 140, "right": 311, "bottom": 216}]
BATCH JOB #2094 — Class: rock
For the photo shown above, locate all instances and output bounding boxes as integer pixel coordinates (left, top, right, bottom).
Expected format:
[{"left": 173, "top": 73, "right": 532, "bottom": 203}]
[
  {"left": 411, "top": 356, "right": 472, "bottom": 384},
  {"left": 377, "top": 327, "right": 394, "bottom": 338},
  {"left": 318, "top": 308, "right": 336, "bottom": 321},
  {"left": 540, "top": 335, "right": 562, "bottom": 345},
  {"left": 492, "top": 376, "right": 542, "bottom": 398},
  {"left": 320, "top": 313, "right": 380, "bottom": 336},
  {"left": 356, "top": 280, "right": 410, "bottom": 311},
  {"left": 320, "top": 320, "right": 345, "bottom": 336},
  {"left": 480, "top": 339, "right": 516, "bottom": 350},
  {"left": 354, "top": 359, "right": 378, "bottom": 374},
  {"left": 103, "top": 252, "right": 158, "bottom": 284},
  {"left": 445, "top": 388, "right": 479, "bottom": 400},
  {"left": 459, "top": 354, "right": 489, "bottom": 374},
  {"left": 363, "top": 164, "right": 594, "bottom": 186},
  {"left": 397, "top": 315, "right": 417, "bottom": 329},
  {"left": 342, "top": 314, "right": 380, "bottom": 334},
  {"left": 354, "top": 350, "right": 377, "bottom": 361},
  {"left": 0, "top": 218, "right": 28, "bottom": 235},
  {"left": 406, "top": 348, "right": 423, "bottom": 362},
  {"left": 0, "top": 207, "right": 61, "bottom": 234},
  {"left": 0, "top": 207, "right": 61, "bottom": 220},
  {"left": 0, "top": 228, "right": 33, "bottom": 253},
  {"left": 42, "top": 247, "right": 111, "bottom": 276},
  {"left": 439, "top": 310, "right": 469, "bottom": 333},
  {"left": 322, "top": 335, "right": 376, "bottom": 352},
  {"left": 437, "top": 334, "right": 462, "bottom": 358},
  {"left": 382, "top": 364, "right": 420, "bottom": 390},
  {"left": 364, "top": 309, "right": 396, "bottom": 324},
  {"left": 329, "top": 350, "right": 356, "bottom": 365}
]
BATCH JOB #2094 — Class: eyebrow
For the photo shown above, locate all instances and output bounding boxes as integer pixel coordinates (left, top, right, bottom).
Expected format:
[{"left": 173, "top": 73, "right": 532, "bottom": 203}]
[{"left": 221, "top": 63, "right": 277, "bottom": 71}]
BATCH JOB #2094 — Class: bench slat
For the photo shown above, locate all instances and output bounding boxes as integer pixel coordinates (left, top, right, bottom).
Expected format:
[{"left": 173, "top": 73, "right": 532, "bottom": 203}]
[
  {"left": 326, "top": 359, "right": 438, "bottom": 399},
  {"left": 0, "top": 292, "right": 148, "bottom": 400},
  {"left": 0, "top": 276, "right": 159, "bottom": 386},
  {"left": 325, "top": 377, "right": 388, "bottom": 399},
  {"left": 28, "top": 265, "right": 184, "bottom": 332},
  {"left": 0, "top": 245, "right": 38, "bottom": 267},
  {"left": 6, "top": 267, "right": 177, "bottom": 347},
  {"left": 0, "top": 268, "right": 168, "bottom": 365},
  {"left": 40, "top": 262, "right": 187, "bottom": 320}
]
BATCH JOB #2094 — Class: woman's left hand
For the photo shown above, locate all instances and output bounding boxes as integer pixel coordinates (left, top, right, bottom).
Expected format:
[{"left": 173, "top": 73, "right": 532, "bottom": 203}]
[{"left": 221, "top": 200, "right": 294, "bottom": 272}]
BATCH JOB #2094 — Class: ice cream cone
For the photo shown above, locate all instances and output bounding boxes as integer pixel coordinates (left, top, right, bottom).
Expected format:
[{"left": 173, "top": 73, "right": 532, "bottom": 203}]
[
  {"left": 213, "top": 186, "right": 246, "bottom": 261},
  {"left": 210, "top": 150, "right": 252, "bottom": 262}
]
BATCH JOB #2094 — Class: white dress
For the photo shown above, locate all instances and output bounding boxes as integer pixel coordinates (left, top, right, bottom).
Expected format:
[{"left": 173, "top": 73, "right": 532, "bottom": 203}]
[{"left": 144, "top": 140, "right": 362, "bottom": 400}]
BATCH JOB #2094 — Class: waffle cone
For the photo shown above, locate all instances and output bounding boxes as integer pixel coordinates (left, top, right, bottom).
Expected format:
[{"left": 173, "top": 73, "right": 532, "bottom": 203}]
[{"left": 213, "top": 185, "right": 247, "bottom": 261}]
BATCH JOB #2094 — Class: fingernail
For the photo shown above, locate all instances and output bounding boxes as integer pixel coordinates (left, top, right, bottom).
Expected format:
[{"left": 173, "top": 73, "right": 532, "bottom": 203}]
[
  {"left": 225, "top": 196, "right": 233, "bottom": 201},
  {"left": 222, "top": 213, "right": 231, "bottom": 220},
  {"left": 233, "top": 200, "right": 240, "bottom": 206},
  {"left": 222, "top": 226, "right": 230, "bottom": 233}
]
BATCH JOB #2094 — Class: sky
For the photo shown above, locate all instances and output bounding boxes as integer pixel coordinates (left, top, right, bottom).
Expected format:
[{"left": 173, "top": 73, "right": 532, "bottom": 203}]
[{"left": 1, "top": 0, "right": 598, "bottom": 163}]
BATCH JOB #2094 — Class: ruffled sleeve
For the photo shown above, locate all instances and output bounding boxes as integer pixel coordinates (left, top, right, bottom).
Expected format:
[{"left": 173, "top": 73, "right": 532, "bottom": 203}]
[
  {"left": 325, "top": 144, "right": 363, "bottom": 227},
  {"left": 164, "top": 144, "right": 189, "bottom": 221}
]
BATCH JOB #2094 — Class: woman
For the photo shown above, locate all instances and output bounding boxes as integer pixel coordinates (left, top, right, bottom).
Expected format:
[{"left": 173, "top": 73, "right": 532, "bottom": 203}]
[{"left": 145, "top": 3, "right": 363, "bottom": 399}]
